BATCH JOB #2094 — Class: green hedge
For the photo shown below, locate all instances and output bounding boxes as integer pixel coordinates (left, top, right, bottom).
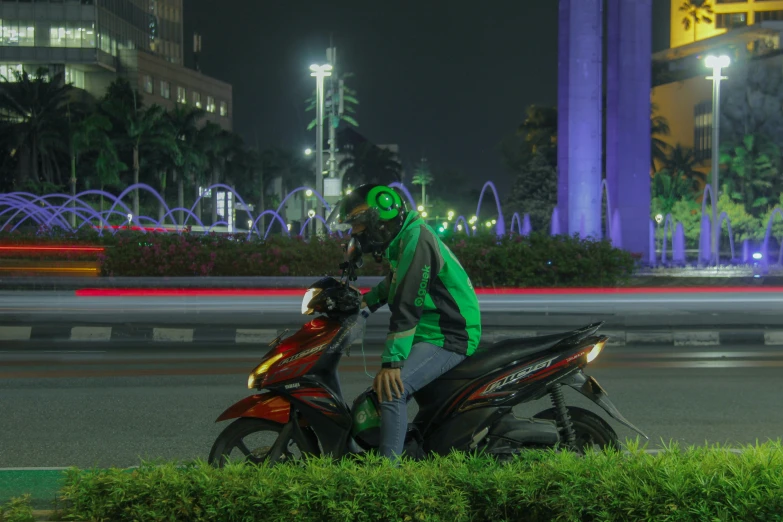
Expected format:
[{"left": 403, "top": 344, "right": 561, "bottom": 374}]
[
  {"left": 4, "top": 442, "right": 781, "bottom": 522},
  {"left": 0, "top": 229, "right": 636, "bottom": 286}
]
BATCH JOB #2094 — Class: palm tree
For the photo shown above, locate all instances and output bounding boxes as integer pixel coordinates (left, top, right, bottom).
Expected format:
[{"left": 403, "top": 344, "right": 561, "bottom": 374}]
[
  {"left": 167, "top": 105, "right": 206, "bottom": 223},
  {"left": 661, "top": 144, "right": 706, "bottom": 194},
  {"left": 720, "top": 134, "right": 780, "bottom": 217},
  {"left": 411, "top": 158, "right": 434, "bottom": 208},
  {"left": 305, "top": 72, "right": 359, "bottom": 130},
  {"left": 69, "top": 111, "right": 121, "bottom": 226},
  {"left": 101, "top": 80, "right": 173, "bottom": 219},
  {"left": 651, "top": 103, "right": 672, "bottom": 172},
  {"left": 680, "top": 1, "right": 714, "bottom": 43},
  {"left": 0, "top": 69, "right": 72, "bottom": 190},
  {"left": 517, "top": 105, "right": 557, "bottom": 156},
  {"left": 197, "top": 122, "right": 234, "bottom": 225},
  {"left": 652, "top": 170, "right": 694, "bottom": 214},
  {"left": 339, "top": 143, "right": 402, "bottom": 186}
]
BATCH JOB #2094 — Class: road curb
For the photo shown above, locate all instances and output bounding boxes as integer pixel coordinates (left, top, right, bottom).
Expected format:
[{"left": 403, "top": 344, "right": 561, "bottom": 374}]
[{"left": 2, "top": 325, "right": 783, "bottom": 346}]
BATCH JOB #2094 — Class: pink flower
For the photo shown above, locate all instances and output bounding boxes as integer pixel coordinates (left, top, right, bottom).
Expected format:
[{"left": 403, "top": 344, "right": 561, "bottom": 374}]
[{"left": 279, "top": 265, "right": 290, "bottom": 275}]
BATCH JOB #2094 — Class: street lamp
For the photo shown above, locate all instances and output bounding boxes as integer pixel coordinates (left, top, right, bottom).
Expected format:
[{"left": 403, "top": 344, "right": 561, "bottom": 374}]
[
  {"left": 705, "top": 54, "right": 730, "bottom": 265},
  {"left": 304, "top": 148, "right": 312, "bottom": 156},
  {"left": 305, "top": 189, "right": 313, "bottom": 197},
  {"left": 310, "top": 63, "right": 333, "bottom": 235},
  {"left": 417, "top": 205, "right": 424, "bottom": 212}
]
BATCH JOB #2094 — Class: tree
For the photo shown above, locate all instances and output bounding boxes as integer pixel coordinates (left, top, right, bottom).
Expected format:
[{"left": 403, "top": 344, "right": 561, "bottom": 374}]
[
  {"left": 719, "top": 134, "right": 780, "bottom": 217},
  {"left": 101, "top": 80, "right": 173, "bottom": 219},
  {"left": 505, "top": 153, "right": 557, "bottom": 232},
  {"left": 0, "top": 69, "right": 72, "bottom": 189},
  {"left": 660, "top": 145, "right": 706, "bottom": 194},
  {"left": 339, "top": 143, "right": 402, "bottom": 186},
  {"left": 651, "top": 170, "right": 693, "bottom": 216},
  {"left": 69, "top": 111, "right": 124, "bottom": 225},
  {"left": 411, "top": 158, "right": 434, "bottom": 207},
  {"left": 305, "top": 72, "right": 359, "bottom": 130},
  {"left": 517, "top": 105, "right": 557, "bottom": 166},
  {"left": 166, "top": 105, "right": 205, "bottom": 223},
  {"left": 720, "top": 60, "right": 783, "bottom": 150},
  {"left": 651, "top": 103, "right": 671, "bottom": 172},
  {"left": 679, "top": 0, "right": 714, "bottom": 43}
]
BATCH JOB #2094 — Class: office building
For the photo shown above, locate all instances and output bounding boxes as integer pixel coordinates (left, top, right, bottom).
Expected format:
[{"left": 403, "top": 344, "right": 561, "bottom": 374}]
[{"left": 0, "top": 0, "right": 232, "bottom": 130}]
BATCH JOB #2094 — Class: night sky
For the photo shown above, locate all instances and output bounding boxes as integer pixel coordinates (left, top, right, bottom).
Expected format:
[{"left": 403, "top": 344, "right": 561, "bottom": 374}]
[{"left": 184, "top": 1, "right": 671, "bottom": 193}]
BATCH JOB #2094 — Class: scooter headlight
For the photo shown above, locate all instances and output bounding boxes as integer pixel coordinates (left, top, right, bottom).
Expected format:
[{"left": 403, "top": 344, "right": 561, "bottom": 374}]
[
  {"left": 247, "top": 353, "right": 283, "bottom": 389},
  {"left": 301, "top": 288, "right": 322, "bottom": 315},
  {"left": 586, "top": 340, "right": 606, "bottom": 363}
]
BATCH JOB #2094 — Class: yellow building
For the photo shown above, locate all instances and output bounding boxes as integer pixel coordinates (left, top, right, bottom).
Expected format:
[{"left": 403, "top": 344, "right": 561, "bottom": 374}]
[
  {"left": 652, "top": 0, "right": 783, "bottom": 174},
  {"left": 671, "top": 0, "right": 783, "bottom": 49}
]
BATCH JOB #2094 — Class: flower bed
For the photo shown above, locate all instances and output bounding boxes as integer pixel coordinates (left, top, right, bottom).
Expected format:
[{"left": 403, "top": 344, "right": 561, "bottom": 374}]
[{"left": 0, "top": 229, "right": 636, "bottom": 287}]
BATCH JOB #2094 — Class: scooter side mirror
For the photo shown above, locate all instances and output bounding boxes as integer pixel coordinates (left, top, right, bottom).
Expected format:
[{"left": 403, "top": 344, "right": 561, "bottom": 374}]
[{"left": 345, "top": 237, "right": 363, "bottom": 268}]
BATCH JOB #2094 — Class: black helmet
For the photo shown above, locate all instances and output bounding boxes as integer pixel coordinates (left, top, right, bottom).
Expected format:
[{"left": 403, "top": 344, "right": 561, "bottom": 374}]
[{"left": 327, "top": 184, "right": 408, "bottom": 255}]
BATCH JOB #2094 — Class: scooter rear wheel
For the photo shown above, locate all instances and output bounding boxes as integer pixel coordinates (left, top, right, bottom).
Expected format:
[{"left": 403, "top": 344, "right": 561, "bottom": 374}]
[
  {"left": 208, "top": 418, "right": 319, "bottom": 468},
  {"left": 533, "top": 406, "right": 619, "bottom": 453}
]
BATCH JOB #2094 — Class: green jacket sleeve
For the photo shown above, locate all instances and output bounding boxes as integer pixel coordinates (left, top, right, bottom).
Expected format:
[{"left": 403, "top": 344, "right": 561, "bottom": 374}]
[
  {"left": 382, "top": 226, "right": 442, "bottom": 368},
  {"left": 363, "top": 272, "right": 391, "bottom": 309}
]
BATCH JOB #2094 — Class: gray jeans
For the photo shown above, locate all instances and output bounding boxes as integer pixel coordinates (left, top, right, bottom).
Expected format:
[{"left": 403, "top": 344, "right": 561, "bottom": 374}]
[{"left": 379, "top": 342, "right": 466, "bottom": 460}]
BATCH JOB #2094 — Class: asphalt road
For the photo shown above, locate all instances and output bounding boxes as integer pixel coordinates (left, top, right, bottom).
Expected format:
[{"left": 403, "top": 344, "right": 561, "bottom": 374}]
[
  {"left": 1, "top": 342, "right": 782, "bottom": 468},
  {"left": 4, "top": 291, "right": 783, "bottom": 328}
]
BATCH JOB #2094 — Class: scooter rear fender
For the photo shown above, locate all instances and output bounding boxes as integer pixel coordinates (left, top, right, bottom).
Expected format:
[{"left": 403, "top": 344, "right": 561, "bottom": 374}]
[
  {"left": 215, "top": 392, "right": 291, "bottom": 424},
  {"left": 561, "top": 370, "right": 648, "bottom": 439}
]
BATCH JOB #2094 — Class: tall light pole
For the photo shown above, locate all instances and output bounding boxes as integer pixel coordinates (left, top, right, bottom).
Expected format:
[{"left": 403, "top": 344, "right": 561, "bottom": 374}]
[
  {"left": 705, "top": 54, "right": 730, "bottom": 265},
  {"left": 310, "top": 63, "right": 332, "bottom": 235}
]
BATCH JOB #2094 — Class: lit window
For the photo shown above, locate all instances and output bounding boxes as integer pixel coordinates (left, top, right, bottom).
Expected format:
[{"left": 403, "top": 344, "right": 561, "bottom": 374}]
[
  {"left": 64, "top": 67, "right": 85, "bottom": 89},
  {"left": 160, "top": 80, "right": 170, "bottom": 99},
  {"left": 756, "top": 10, "right": 783, "bottom": 22},
  {"left": 0, "top": 64, "right": 22, "bottom": 82},
  {"left": 716, "top": 12, "right": 748, "bottom": 29},
  {"left": 693, "top": 101, "right": 713, "bottom": 162},
  {"left": 206, "top": 96, "right": 215, "bottom": 113},
  {"left": 192, "top": 91, "right": 201, "bottom": 108},
  {"left": 177, "top": 86, "right": 186, "bottom": 104},
  {"left": 219, "top": 101, "right": 228, "bottom": 117},
  {"left": 50, "top": 26, "right": 66, "bottom": 47}
]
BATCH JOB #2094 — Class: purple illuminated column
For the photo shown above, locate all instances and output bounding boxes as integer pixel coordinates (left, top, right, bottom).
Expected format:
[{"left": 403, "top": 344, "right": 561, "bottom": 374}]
[
  {"left": 605, "top": 0, "right": 652, "bottom": 257},
  {"left": 559, "top": 0, "right": 603, "bottom": 238},
  {"left": 556, "top": 0, "right": 570, "bottom": 232},
  {"left": 604, "top": 0, "right": 620, "bottom": 231}
]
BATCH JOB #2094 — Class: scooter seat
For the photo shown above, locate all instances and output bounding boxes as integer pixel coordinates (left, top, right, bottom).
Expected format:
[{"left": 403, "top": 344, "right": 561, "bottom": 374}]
[{"left": 439, "top": 325, "right": 600, "bottom": 380}]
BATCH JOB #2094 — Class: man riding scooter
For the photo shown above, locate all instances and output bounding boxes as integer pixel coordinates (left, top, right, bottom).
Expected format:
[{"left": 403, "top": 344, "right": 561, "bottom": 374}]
[{"left": 327, "top": 184, "right": 482, "bottom": 460}]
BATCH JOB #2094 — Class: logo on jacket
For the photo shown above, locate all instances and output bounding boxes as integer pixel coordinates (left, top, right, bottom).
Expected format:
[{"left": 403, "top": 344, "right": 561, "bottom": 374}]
[{"left": 415, "top": 265, "right": 431, "bottom": 307}]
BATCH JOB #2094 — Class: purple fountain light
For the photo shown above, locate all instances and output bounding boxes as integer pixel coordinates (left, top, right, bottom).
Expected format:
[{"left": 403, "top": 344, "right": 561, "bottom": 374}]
[
  {"left": 610, "top": 209, "right": 622, "bottom": 248},
  {"left": 550, "top": 207, "right": 561, "bottom": 235},
  {"left": 648, "top": 220, "right": 656, "bottom": 266},
  {"left": 673, "top": 223, "right": 686, "bottom": 265},
  {"left": 475, "top": 181, "right": 506, "bottom": 237},
  {"left": 522, "top": 214, "right": 532, "bottom": 236}
]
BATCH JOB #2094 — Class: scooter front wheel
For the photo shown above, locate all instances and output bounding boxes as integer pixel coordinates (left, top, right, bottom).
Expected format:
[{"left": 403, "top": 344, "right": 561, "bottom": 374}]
[{"left": 208, "top": 418, "right": 319, "bottom": 468}]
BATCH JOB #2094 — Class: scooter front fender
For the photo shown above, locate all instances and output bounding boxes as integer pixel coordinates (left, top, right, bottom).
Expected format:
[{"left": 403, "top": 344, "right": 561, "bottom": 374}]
[
  {"left": 561, "top": 370, "right": 648, "bottom": 439},
  {"left": 215, "top": 392, "right": 291, "bottom": 424}
]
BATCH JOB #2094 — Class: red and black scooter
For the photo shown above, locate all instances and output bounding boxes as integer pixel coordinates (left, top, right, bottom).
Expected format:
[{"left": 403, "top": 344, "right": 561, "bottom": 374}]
[{"left": 208, "top": 239, "right": 647, "bottom": 466}]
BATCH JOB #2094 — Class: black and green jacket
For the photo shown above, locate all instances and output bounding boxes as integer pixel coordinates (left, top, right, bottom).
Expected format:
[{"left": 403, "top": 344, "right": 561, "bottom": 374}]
[{"left": 363, "top": 211, "right": 481, "bottom": 368}]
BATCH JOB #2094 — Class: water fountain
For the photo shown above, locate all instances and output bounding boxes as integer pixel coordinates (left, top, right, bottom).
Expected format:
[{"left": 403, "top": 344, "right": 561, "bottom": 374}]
[
  {"left": 3, "top": 180, "right": 783, "bottom": 268},
  {"left": 550, "top": 207, "right": 561, "bottom": 236},
  {"left": 648, "top": 221, "right": 656, "bottom": 266},
  {"left": 610, "top": 209, "right": 622, "bottom": 248},
  {"left": 453, "top": 216, "right": 470, "bottom": 236},
  {"left": 522, "top": 214, "right": 532, "bottom": 236},
  {"left": 475, "top": 182, "right": 505, "bottom": 237},
  {"left": 510, "top": 213, "right": 523, "bottom": 235},
  {"left": 673, "top": 223, "right": 686, "bottom": 265}
]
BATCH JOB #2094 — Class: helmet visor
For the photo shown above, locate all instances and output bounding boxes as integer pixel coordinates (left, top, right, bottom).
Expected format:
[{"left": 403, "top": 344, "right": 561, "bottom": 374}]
[{"left": 326, "top": 202, "right": 352, "bottom": 233}]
